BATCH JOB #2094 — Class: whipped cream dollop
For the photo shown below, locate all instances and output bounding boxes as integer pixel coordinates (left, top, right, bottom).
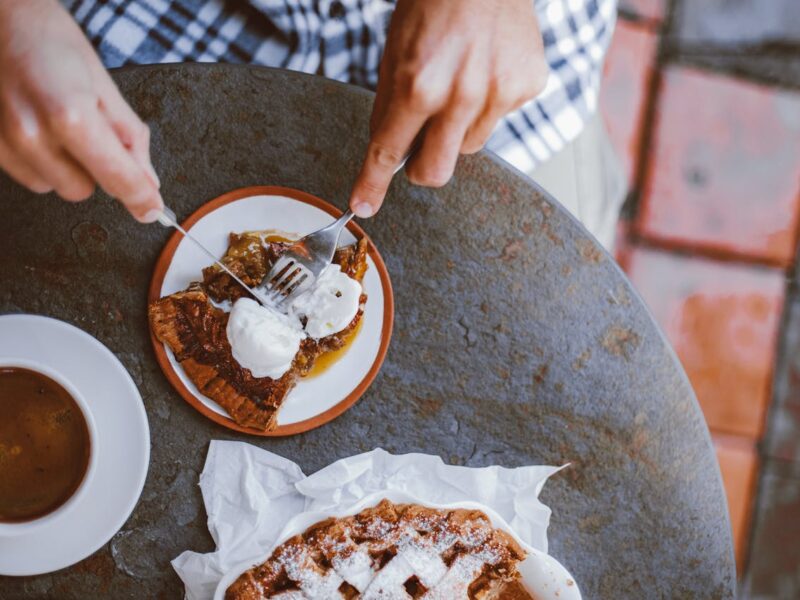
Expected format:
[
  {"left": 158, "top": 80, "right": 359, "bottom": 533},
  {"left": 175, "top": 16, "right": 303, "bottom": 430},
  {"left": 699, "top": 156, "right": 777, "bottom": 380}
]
[
  {"left": 226, "top": 264, "right": 362, "bottom": 379},
  {"left": 226, "top": 298, "right": 305, "bottom": 379},
  {"left": 289, "top": 264, "right": 362, "bottom": 339}
]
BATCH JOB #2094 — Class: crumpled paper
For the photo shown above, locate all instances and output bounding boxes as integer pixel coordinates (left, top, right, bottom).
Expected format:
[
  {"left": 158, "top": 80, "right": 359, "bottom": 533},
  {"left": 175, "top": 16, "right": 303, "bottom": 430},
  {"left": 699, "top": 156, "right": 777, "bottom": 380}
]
[{"left": 172, "top": 440, "right": 562, "bottom": 600}]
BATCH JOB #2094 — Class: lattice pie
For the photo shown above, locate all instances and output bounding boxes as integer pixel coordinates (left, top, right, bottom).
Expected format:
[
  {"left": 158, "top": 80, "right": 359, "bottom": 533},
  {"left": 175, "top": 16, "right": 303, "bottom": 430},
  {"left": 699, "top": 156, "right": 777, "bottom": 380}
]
[{"left": 225, "top": 499, "right": 534, "bottom": 599}]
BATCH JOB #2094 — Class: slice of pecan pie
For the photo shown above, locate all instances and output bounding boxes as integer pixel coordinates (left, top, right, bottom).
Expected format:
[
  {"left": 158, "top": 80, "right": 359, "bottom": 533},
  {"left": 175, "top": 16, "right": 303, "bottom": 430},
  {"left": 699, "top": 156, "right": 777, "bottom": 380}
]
[
  {"left": 225, "top": 499, "right": 535, "bottom": 599},
  {"left": 149, "top": 232, "right": 369, "bottom": 431}
]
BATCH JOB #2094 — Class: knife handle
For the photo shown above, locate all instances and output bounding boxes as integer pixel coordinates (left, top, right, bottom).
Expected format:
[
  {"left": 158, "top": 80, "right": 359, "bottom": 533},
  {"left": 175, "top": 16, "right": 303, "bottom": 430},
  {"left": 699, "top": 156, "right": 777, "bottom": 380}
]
[{"left": 156, "top": 205, "right": 178, "bottom": 228}]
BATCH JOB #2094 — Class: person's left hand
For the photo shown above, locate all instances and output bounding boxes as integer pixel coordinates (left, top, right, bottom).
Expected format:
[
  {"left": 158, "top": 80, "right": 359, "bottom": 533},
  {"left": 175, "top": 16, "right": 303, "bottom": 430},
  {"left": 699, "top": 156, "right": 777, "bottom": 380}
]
[{"left": 349, "top": 0, "right": 549, "bottom": 218}]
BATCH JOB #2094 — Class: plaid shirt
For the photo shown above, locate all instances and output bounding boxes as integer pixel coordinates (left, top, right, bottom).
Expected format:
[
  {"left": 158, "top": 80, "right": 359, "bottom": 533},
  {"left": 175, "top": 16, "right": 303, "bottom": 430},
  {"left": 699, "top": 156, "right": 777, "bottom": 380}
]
[{"left": 63, "top": 0, "right": 616, "bottom": 173}]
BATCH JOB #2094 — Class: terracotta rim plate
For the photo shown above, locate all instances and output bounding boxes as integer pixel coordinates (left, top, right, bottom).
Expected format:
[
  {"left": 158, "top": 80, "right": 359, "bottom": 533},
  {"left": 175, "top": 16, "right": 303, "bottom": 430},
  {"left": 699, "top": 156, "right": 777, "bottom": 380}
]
[{"left": 148, "top": 186, "right": 394, "bottom": 437}]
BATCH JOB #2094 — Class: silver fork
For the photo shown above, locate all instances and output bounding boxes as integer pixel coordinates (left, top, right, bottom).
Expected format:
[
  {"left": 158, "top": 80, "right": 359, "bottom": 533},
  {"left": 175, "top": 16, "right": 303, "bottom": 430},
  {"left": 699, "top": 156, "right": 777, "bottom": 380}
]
[{"left": 264, "top": 149, "right": 415, "bottom": 308}]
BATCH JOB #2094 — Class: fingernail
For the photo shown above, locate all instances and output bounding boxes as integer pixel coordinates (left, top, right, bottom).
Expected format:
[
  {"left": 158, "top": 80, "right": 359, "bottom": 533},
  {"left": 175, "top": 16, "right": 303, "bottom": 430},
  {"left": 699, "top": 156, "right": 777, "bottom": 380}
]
[
  {"left": 146, "top": 163, "right": 161, "bottom": 188},
  {"left": 353, "top": 202, "right": 375, "bottom": 218},
  {"left": 141, "top": 208, "right": 162, "bottom": 224}
]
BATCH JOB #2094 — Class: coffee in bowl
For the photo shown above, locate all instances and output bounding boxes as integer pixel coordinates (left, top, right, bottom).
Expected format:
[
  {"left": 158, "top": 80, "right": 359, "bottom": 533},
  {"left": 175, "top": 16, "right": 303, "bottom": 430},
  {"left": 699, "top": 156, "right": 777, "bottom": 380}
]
[{"left": 0, "top": 365, "right": 92, "bottom": 527}]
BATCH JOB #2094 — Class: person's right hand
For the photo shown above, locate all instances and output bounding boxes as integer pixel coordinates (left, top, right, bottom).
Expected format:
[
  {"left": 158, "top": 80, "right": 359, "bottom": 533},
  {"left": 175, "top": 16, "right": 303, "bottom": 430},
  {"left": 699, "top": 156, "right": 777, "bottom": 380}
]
[{"left": 0, "top": 0, "right": 163, "bottom": 222}]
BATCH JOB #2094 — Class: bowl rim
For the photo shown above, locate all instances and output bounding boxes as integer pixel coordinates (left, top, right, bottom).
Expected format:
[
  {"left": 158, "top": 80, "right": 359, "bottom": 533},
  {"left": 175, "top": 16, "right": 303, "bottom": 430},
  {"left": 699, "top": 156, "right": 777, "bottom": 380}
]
[
  {"left": 0, "top": 357, "right": 98, "bottom": 536},
  {"left": 147, "top": 185, "right": 395, "bottom": 437}
]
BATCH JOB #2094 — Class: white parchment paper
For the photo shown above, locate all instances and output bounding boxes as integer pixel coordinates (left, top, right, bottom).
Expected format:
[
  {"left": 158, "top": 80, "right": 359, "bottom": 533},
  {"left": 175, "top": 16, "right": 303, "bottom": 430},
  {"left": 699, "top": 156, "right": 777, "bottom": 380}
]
[{"left": 172, "top": 440, "right": 562, "bottom": 600}]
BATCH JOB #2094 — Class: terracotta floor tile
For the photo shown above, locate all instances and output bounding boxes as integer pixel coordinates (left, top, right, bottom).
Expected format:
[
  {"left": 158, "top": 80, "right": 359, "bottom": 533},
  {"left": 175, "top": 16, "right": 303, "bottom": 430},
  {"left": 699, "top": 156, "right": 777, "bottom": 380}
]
[
  {"left": 600, "top": 19, "right": 658, "bottom": 186},
  {"left": 625, "top": 246, "right": 785, "bottom": 438},
  {"left": 637, "top": 67, "right": 800, "bottom": 266},
  {"left": 714, "top": 434, "right": 759, "bottom": 574},
  {"left": 618, "top": 0, "right": 665, "bottom": 22}
]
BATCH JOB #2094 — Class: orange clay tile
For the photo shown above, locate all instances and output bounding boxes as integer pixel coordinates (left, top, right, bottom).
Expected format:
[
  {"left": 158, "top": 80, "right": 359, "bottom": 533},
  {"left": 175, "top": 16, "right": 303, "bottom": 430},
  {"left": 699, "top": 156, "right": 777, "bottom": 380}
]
[
  {"left": 600, "top": 19, "right": 658, "bottom": 185},
  {"left": 625, "top": 246, "right": 784, "bottom": 438},
  {"left": 637, "top": 68, "right": 800, "bottom": 266}
]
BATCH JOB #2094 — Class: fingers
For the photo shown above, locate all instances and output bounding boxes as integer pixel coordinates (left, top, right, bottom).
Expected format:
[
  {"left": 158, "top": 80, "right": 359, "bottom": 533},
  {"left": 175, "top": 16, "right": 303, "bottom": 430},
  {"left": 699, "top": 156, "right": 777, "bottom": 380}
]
[
  {"left": 0, "top": 138, "right": 52, "bottom": 193},
  {"left": 21, "top": 142, "right": 94, "bottom": 202},
  {"left": 0, "top": 100, "right": 95, "bottom": 201},
  {"left": 59, "top": 98, "right": 163, "bottom": 222},
  {"left": 349, "top": 98, "right": 429, "bottom": 218},
  {"left": 405, "top": 78, "right": 485, "bottom": 186},
  {"left": 98, "top": 81, "right": 160, "bottom": 189},
  {"left": 460, "top": 82, "right": 524, "bottom": 155},
  {"left": 0, "top": 92, "right": 162, "bottom": 222},
  {"left": 369, "top": 57, "right": 393, "bottom": 136},
  {"left": 352, "top": 55, "right": 479, "bottom": 216}
]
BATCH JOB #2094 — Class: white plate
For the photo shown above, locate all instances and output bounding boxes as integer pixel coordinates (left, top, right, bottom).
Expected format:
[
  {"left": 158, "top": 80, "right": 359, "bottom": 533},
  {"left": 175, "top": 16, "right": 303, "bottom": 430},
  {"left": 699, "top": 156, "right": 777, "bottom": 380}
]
[
  {"left": 0, "top": 314, "right": 150, "bottom": 576},
  {"left": 154, "top": 189, "right": 392, "bottom": 434},
  {"left": 214, "top": 490, "right": 582, "bottom": 600}
]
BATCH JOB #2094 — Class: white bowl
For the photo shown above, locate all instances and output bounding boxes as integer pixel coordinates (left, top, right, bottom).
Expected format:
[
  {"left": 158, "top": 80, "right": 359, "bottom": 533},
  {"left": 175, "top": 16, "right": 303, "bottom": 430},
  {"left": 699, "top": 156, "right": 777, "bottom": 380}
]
[
  {"left": 0, "top": 358, "right": 98, "bottom": 537},
  {"left": 214, "top": 490, "right": 581, "bottom": 600}
]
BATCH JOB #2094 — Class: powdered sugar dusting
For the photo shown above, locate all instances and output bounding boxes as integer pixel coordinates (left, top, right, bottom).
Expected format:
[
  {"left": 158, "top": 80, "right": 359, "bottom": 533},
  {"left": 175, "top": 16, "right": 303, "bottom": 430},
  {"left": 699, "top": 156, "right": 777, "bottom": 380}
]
[
  {"left": 419, "top": 555, "right": 484, "bottom": 600},
  {"left": 333, "top": 548, "right": 375, "bottom": 592}
]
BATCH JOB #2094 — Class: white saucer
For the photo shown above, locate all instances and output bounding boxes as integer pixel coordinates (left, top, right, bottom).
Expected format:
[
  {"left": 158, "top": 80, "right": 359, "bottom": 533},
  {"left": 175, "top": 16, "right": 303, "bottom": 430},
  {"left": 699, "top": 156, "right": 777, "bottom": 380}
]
[{"left": 0, "top": 314, "right": 150, "bottom": 576}]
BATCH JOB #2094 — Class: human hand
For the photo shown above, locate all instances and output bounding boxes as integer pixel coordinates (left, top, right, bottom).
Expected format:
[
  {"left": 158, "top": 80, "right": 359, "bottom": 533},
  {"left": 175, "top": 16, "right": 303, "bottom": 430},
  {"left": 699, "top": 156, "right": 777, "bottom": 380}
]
[
  {"left": 0, "top": 0, "right": 163, "bottom": 222},
  {"left": 349, "top": 0, "right": 548, "bottom": 218}
]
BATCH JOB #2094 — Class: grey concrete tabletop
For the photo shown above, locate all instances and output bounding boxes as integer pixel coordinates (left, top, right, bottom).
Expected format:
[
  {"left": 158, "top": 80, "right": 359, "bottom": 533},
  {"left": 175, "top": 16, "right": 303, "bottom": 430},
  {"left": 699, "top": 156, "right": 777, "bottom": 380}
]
[{"left": 0, "top": 64, "right": 735, "bottom": 598}]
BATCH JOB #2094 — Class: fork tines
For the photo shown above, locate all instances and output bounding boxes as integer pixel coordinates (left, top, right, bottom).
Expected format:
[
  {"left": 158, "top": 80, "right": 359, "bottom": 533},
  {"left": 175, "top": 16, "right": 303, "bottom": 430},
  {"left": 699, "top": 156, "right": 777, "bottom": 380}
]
[{"left": 266, "top": 257, "right": 313, "bottom": 306}]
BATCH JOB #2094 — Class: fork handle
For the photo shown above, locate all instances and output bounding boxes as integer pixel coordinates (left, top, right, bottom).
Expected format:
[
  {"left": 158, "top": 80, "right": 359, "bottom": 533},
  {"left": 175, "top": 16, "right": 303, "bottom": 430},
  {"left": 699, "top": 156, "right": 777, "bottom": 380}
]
[
  {"left": 325, "top": 208, "right": 354, "bottom": 234},
  {"left": 337, "top": 209, "right": 355, "bottom": 227}
]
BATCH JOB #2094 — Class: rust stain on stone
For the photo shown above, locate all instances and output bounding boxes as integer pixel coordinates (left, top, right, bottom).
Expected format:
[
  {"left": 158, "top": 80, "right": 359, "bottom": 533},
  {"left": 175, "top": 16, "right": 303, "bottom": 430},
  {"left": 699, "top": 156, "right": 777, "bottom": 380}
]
[
  {"left": 497, "top": 183, "right": 512, "bottom": 205},
  {"left": 498, "top": 239, "right": 524, "bottom": 261},
  {"left": 532, "top": 363, "right": 549, "bottom": 385},
  {"left": 576, "top": 238, "right": 604, "bottom": 263},
  {"left": 75, "top": 551, "right": 115, "bottom": 592},
  {"left": 572, "top": 349, "right": 592, "bottom": 370},
  {"left": 578, "top": 512, "right": 613, "bottom": 535},
  {"left": 412, "top": 396, "right": 443, "bottom": 417},
  {"left": 601, "top": 325, "right": 641, "bottom": 360},
  {"left": 71, "top": 222, "right": 108, "bottom": 259},
  {"left": 630, "top": 427, "right": 649, "bottom": 454},
  {"left": 607, "top": 284, "right": 632, "bottom": 306},
  {"left": 101, "top": 301, "right": 124, "bottom": 323},
  {"left": 542, "top": 221, "right": 564, "bottom": 247}
]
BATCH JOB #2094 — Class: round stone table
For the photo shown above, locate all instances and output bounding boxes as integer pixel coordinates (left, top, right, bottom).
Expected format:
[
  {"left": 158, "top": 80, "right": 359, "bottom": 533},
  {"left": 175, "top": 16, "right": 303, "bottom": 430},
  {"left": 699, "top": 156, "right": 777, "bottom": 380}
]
[{"left": 0, "top": 65, "right": 735, "bottom": 598}]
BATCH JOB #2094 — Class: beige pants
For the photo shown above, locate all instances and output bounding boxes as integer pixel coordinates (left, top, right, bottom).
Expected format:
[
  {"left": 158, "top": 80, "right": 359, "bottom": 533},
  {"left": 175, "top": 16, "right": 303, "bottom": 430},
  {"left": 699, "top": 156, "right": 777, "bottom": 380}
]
[{"left": 527, "top": 113, "right": 627, "bottom": 251}]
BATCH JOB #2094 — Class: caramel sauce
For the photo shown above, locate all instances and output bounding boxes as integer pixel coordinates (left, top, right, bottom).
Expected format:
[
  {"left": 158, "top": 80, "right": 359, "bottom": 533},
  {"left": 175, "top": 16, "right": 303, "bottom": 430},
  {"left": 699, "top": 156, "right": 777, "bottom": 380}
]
[
  {"left": 261, "top": 231, "right": 297, "bottom": 244},
  {"left": 307, "top": 318, "right": 364, "bottom": 379},
  {"left": 0, "top": 367, "right": 90, "bottom": 522},
  {"left": 223, "top": 231, "right": 298, "bottom": 261}
]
